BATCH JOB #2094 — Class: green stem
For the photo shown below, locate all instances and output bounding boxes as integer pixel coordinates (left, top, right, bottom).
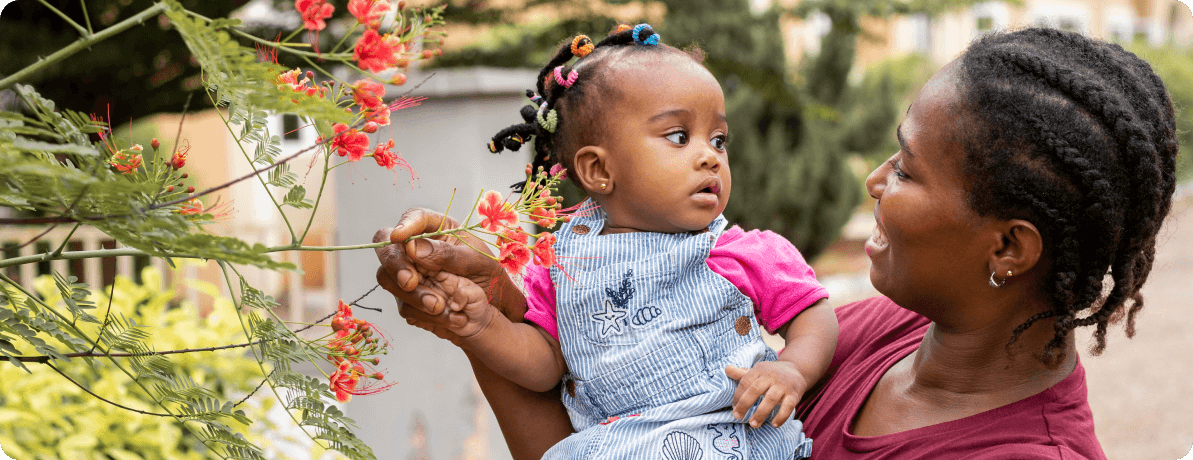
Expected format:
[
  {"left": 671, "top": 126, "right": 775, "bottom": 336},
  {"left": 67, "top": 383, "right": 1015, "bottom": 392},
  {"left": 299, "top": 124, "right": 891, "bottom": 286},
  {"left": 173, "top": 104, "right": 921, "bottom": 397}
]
[
  {"left": 37, "top": 0, "right": 90, "bottom": 37},
  {"left": 78, "top": 0, "right": 94, "bottom": 35},
  {"left": 299, "top": 135, "right": 333, "bottom": 244},
  {"left": 50, "top": 223, "right": 82, "bottom": 258},
  {"left": 0, "top": 2, "right": 166, "bottom": 91},
  {"left": 283, "top": 27, "right": 303, "bottom": 43},
  {"left": 0, "top": 242, "right": 392, "bottom": 271},
  {"left": 330, "top": 23, "right": 360, "bottom": 54},
  {"left": 299, "top": 54, "right": 350, "bottom": 87},
  {"left": 208, "top": 95, "right": 299, "bottom": 243}
]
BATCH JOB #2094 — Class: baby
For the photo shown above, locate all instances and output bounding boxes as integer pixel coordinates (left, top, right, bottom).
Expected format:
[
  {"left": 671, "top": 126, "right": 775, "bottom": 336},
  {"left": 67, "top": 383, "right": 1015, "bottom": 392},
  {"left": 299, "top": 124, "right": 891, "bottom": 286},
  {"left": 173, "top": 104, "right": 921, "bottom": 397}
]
[{"left": 422, "top": 24, "right": 837, "bottom": 459}]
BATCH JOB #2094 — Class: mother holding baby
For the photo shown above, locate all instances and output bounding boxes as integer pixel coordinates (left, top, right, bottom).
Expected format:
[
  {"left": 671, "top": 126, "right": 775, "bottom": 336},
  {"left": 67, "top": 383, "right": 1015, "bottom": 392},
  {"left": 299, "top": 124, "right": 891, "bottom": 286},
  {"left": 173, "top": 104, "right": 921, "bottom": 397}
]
[{"left": 374, "top": 27, "right": 1178, "bottom": 459}]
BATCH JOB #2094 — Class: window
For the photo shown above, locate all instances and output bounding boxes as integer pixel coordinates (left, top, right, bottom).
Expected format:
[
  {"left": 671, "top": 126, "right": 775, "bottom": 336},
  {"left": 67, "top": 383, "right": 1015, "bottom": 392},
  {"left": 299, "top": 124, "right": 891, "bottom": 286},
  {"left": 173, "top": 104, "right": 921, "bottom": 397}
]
[{"left": 282, "top": 114, "right": 301, "bottom": 141}]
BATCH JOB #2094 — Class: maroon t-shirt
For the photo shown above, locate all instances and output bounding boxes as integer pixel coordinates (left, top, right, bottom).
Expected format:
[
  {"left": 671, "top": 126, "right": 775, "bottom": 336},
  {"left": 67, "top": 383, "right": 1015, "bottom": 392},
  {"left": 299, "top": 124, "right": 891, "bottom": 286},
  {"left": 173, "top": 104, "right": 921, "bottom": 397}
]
[{"left": 796, "top": 296, "right": 1107, "bottom": 459}]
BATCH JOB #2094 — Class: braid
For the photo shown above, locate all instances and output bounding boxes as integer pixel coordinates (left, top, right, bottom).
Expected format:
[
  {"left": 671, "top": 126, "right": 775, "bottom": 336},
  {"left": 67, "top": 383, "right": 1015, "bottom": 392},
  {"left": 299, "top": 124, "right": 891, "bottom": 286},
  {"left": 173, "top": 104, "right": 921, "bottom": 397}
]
[
  {"left": 959, "top": 28, "right": 1178, "bottom": 364},
  {"left": 486, "top": 24, "right": 698, "bottom": 192}
]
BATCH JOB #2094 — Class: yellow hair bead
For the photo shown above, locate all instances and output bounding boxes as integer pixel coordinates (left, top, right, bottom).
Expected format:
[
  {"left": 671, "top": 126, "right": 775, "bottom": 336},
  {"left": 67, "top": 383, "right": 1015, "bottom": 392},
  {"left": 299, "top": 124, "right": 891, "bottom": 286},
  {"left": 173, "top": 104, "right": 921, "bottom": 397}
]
[{"left": 571, "top": 35, "right": 594, "bottom": 57}]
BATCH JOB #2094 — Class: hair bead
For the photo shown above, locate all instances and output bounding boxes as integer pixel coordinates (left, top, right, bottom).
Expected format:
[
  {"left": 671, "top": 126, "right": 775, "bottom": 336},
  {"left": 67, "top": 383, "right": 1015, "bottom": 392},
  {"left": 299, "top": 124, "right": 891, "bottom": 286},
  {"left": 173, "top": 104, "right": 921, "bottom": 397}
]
[
  {"left": 632, "top": 23, "right": 660, "bottom": 46},
  {"left": 553, "top": 66, "right": 579, "bottom": 88},
  {"left": 612, "top": 24, "right": 632, "bottom": 34},
  {"left": 537, "top": 103, "right": 558, "bottom": 133},
  {"left": 570, "top": 35, "right": 594, "bottom": 57}
]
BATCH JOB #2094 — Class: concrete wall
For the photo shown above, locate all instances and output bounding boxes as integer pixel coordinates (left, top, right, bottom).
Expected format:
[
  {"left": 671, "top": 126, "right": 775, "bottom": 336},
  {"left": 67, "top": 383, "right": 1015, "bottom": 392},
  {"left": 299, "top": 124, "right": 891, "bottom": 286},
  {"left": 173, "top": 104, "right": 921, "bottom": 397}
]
[{"left": 334, "top": 66, "right": 539, "bottom": 460}]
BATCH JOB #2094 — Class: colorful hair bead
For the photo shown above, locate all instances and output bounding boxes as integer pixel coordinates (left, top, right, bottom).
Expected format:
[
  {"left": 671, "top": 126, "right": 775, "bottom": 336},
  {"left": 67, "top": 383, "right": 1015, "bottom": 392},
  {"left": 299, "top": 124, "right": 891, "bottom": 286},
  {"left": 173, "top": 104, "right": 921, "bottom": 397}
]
[
  {"left": 553, "top": 66, "right": 579, "bottom": 88},
  {"left": 612, "top": 24, "right": 632, "bottom": 34},
  {"left": 632, "top": 23, "right": 660, "bottom": 46},
  {"left": 526, "top": 90, "right": 543, "bottom": 104},
  {"left": 487, "top": 140, "right": 499, "bottom": 153},
  {"left": 537, "top": 103, "right": 558, "bottom": 133},
  {"left": 571, "top": 35, "right": 594, "bottom": 57}
]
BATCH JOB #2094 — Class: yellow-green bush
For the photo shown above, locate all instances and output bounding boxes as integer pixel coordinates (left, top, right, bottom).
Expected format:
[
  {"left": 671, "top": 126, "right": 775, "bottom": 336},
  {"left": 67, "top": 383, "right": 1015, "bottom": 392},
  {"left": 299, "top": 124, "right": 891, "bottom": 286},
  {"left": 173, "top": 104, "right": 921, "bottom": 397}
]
[{"left": 0, "top": 269, "right": 275, "bottom": 460}]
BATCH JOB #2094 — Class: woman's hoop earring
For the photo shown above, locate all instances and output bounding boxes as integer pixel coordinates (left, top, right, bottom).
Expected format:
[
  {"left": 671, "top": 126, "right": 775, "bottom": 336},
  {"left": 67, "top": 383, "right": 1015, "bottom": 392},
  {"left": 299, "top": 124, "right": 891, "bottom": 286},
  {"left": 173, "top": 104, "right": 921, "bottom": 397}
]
[{"left": 989, "top": 270, "right": 1012, "bottom": 288}]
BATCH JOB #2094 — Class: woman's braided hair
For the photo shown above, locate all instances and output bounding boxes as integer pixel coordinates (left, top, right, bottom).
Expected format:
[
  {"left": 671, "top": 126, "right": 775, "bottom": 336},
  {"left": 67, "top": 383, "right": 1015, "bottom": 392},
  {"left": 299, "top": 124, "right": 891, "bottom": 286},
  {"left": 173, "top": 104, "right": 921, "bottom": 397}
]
[
  {"left": 486, "top": 24, "right": 705, "bottom": 190},
  {"left": 957, "top": 28, "right": 1179, "bottom": 364}
]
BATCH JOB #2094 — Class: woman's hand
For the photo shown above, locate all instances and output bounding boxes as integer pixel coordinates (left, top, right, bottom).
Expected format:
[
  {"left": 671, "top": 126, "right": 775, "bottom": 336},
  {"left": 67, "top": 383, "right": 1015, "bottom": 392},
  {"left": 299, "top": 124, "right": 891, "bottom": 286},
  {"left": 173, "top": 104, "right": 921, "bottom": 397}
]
[{"left": 374, "top": 207, "right": 527, "bottom": 322}]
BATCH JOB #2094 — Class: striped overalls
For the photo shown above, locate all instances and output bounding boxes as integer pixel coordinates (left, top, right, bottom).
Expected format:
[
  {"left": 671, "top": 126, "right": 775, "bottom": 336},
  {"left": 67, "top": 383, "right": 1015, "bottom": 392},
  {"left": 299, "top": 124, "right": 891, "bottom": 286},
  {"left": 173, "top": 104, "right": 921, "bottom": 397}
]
[{"left": 542, "top": 204, "right": 813, "bottom": 460}]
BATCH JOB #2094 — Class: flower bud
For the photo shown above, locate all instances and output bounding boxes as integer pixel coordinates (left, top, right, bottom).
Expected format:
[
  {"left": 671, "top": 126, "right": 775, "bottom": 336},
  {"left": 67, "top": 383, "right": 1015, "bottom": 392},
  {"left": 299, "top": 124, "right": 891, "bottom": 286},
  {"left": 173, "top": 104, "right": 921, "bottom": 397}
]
[
  {"left": 391, "top": 73, "right": 407, "bottom": 85},
  {"left": 181, "top": 173, "right": 189, "bottom": 179},
  {"left": 372, "top": 358, "right": 380, "bottom": 365},
  {"left": 421, "top": 50, "right": 434, "bottom": 59},
  {"left": 371, "top": 372, "right": 384, "bottom": 379},
  {"left": 186, "top": 186, "right": 195, "bottom": 193},
  {"left": 398, "top": 0, "right": 406, "bottom": 9},
  {"left": 150, "top": 138, "right": 160, "bottom": 150},
  {"left": 363, "top": 122, "right": 379, "bottom": 133},
  {"left": 166, "top": 186, "right": 174, "bottom": 192}
]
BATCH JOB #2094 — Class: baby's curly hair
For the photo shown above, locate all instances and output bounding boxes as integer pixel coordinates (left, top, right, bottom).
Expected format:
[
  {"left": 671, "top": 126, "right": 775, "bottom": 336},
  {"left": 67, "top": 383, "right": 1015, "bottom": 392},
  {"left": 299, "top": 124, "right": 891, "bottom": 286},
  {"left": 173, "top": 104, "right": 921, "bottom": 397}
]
[
  {"left": 486, "top": 24, "right": 705, "bottom": 190},
  {"left": 957, "top": 28, "right": 1179, "bottom": 365}
]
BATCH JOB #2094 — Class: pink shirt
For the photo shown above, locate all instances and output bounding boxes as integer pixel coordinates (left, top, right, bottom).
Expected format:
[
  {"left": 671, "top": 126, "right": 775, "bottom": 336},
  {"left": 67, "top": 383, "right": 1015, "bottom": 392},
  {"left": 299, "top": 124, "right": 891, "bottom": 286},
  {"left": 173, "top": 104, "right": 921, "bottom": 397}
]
[
  {"left": 796, "top": 296, "right": 1107, "bottom": 459},
  {"left": 522, "top": 226, "right": 829, "bottom": 340}
]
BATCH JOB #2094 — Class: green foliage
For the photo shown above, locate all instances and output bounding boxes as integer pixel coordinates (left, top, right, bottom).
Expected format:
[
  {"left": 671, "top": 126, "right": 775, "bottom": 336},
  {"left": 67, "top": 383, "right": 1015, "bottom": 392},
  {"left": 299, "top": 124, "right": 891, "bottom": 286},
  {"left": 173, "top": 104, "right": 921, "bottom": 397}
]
[
  {"left": 0, "top": 269, "right": 276, "bottom": 460},
  {"left": 1127, "top": 41, "right": 1193, "bottom": 184}
]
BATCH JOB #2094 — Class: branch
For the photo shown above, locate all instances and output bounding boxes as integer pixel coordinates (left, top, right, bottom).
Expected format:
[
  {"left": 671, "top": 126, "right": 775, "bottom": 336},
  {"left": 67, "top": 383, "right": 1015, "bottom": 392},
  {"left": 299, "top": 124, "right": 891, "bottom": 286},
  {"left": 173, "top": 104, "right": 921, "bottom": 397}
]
[
  {"left": 36, "top": 0, "right": 90, "bottom": 37},
  {"left": 45, "top": 362, "right": 174, "bottom": 417},
  {"left": 0, "top": 2, "right": 167, "bottom": 91},
  {"left": 9, "top": 340, "right": 265, "bottom": 363}
]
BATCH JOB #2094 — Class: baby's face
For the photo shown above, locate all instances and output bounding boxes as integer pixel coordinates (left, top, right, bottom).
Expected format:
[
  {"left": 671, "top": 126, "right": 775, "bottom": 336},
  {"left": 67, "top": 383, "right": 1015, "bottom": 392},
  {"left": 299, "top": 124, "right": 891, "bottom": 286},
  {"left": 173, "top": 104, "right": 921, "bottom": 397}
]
[{"left": 597, "top": 56, "right": 730, "bottom": 234}]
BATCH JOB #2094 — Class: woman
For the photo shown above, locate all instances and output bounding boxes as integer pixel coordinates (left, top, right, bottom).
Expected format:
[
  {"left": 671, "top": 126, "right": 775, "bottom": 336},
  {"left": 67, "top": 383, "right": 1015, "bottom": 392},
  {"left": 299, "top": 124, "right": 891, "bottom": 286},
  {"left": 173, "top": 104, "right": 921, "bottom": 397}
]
[{"left": 373, "top": 28, "right": 1178, "bottom": 458}]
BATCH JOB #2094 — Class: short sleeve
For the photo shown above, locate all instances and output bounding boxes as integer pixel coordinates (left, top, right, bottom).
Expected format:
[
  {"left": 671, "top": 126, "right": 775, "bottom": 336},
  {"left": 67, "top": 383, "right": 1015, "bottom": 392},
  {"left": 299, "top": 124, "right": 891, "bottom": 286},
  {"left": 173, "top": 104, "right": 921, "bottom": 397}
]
[
  {"left": 707, "top": 226, "right": 830, "bottom": 334},
  {"left": 522, "top": 264, "right": 559, "bottom": 340}
]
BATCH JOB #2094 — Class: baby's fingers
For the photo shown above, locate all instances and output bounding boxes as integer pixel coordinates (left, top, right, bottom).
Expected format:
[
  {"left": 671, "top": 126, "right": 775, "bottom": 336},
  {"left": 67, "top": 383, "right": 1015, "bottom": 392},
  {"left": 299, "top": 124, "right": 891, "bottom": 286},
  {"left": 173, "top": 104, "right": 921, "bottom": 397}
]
[
  {"left": 730, "top": 373, "right": 764, "bottom": 421},
  {"left": 770, "top": 395, "right": 799, "bottom": 428},
  {"left": 748, "top": 386, "right": 787, "bottom": 428}
]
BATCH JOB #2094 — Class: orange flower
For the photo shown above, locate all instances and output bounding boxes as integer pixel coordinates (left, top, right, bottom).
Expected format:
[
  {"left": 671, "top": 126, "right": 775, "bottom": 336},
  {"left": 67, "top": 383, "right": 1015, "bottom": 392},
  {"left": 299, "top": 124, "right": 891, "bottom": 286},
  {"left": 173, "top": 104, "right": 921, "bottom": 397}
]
[
  {"left": 348, "top": 0, "right": 391, "bottom": 28},
  {"left": 352, "top": 79, "right": 386, "bottom": 112},
  {"left": 353, "top": 29, "right": 401, "bottom": 73},
  {"left": 497, "top": 228, "right": 528, "bottom": 249},
  {"left": 295, "top": 0, "right": 334, "bottom": 31},
  {"left": 477, "top": 191, "right": 516, "bottom": 232},
  {"left": 530, "top": 206, "right": 556, "bottom": 227}
]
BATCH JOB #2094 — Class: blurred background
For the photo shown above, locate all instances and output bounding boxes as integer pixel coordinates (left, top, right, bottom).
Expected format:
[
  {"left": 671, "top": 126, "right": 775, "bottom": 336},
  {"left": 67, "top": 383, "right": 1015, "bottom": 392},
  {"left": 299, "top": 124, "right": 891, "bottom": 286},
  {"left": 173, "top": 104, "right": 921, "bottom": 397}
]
[{"left": 2, "top": 0, "right": 1191, "bottom": 458}]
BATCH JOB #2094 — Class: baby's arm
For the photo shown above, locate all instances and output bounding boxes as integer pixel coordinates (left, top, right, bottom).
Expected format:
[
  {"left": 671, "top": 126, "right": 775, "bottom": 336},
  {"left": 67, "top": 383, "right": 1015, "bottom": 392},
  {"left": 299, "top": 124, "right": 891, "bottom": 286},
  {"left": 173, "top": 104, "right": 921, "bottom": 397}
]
[
  {"left": 432, "top": 270, "right": 567, "bottom": 392},
  {"left": 726, "top": 298, "right": 838, "bottom": 428}
]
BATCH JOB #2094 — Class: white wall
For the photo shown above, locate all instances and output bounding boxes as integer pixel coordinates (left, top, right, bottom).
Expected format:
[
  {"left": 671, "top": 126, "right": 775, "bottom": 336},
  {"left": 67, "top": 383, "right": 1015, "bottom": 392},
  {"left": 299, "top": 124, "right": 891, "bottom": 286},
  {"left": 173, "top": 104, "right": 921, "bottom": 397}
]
[{"left": 335, "top": 66, "right": 538, "bottom": 460}]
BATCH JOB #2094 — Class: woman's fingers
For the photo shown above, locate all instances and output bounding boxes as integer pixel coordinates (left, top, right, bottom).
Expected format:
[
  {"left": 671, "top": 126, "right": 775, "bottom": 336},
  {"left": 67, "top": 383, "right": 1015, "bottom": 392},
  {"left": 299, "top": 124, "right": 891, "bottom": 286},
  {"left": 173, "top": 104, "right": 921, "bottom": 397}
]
[
  {"left": 375, "top": 265, "right": 445, "bottom": 315},
  {"left": 374, "top": 228, "right": 423, "bottom": 292},
  {"left": 390, "top": 207, "right": 459, "bottom": 245}
]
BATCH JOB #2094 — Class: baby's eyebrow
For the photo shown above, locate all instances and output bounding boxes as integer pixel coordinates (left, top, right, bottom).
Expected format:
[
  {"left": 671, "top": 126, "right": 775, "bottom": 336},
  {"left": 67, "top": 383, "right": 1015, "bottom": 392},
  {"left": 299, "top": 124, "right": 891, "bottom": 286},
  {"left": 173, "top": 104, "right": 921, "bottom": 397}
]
[{"left": 647, "top": 109, "right": 689, "bottom": 122}]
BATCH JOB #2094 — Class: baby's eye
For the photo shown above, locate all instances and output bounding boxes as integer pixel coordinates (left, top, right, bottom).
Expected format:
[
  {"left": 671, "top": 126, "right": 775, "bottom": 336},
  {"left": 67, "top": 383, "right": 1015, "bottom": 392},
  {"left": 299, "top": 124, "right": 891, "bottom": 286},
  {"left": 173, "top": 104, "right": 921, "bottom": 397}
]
[
  {"left": 665, "top": 131, "right": 689, "bottom": 145},
  {"left": 711, "top": 135, "right": 727, "bottom": 151}
]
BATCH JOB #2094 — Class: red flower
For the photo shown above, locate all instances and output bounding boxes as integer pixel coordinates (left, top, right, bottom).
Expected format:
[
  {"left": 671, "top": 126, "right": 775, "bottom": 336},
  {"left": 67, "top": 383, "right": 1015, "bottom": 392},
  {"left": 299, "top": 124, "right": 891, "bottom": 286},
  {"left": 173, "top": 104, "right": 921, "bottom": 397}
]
[
  {"left": 352, "top": 79, "right": 386, "bottom": 112},
  {"left": 530, "top": 206, "right": 556, "bottom": 227},
  {"left": 373, "top": 140, "right": 397, "bottom": 169},
  {"left": 295, "top": 0, "right": 334, "bottom": 31},
  {"left": 170, "top": 142, "right": 189, "bottom": 170},
  {"left": 531, "top": 233, "right": 556, "bottom": 268},
  {"left": 108, "top": 151, "right": 142, "bottom": 174},
  {"left": 329, "top": 360, "right": 364, "bottom": 402},
  {"left": 497, "top": 228, "right": 528, "bottom": 249},
  {"left": 477, "top": 190, "right": 516, "bottom": 232},
  {"left": 348, "top": 0, "right": 391, "bottom": 28},
  {"left": 178, "top": 198, "right": 203, "bottom": 216},
  {"left": 353, "top": 29, "right": 401, "bottom": 73},
  {"left": 276, "top": 68, "right": 312, "bottom": 92},
  {"left": 498, "top": 241, "right": 533, "bottom": 274},
  {"left": 327, "top": 123, "right": 371, "bottom": 161}
]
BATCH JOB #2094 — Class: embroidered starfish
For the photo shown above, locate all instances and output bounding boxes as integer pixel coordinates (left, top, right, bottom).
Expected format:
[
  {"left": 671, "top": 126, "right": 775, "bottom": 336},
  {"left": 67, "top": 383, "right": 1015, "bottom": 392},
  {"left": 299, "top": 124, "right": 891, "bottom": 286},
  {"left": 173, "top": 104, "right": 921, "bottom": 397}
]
[{"left": 591, "top": 299, "right": 628, "bottom": 337}]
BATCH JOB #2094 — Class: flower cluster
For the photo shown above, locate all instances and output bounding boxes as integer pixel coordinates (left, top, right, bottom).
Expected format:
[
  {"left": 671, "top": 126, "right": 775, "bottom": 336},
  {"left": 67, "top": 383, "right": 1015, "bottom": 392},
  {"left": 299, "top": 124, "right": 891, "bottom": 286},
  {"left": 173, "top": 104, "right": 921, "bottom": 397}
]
[
  {"left": 107, "top": 146, "right": 143, "bottom": 175},
  {"left": 322, "top": 300, "right": 395, "bottom": 403},
  {"left": 413, "top": 165, "right": 577, "bottom": 276}
]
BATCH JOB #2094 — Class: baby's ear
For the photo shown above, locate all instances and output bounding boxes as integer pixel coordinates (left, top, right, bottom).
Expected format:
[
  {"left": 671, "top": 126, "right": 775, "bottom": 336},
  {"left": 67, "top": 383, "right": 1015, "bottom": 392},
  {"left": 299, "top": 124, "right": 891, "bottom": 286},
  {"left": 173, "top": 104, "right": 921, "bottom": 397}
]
[{"left": 572, "top": 145, "right": 613, "bottom": 195}]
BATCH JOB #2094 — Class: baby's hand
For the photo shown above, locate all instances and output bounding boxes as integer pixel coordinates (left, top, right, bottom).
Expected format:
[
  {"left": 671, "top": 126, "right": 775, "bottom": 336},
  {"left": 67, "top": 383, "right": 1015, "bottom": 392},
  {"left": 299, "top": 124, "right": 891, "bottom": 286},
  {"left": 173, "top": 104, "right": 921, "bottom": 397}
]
[
  {"left": 725, "top": 362, "right": 808, "bottom": 429},
  {"left": 428, "top": 270, "right": 498, "bottom": 339}
]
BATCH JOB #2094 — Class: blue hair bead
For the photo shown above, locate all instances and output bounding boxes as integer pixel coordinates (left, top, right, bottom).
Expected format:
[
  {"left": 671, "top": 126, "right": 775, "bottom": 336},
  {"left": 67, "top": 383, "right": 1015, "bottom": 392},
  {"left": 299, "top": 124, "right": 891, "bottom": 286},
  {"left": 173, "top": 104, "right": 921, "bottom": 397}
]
[{"left": 632, "top": 23, "right": 660, "bottom": 46}]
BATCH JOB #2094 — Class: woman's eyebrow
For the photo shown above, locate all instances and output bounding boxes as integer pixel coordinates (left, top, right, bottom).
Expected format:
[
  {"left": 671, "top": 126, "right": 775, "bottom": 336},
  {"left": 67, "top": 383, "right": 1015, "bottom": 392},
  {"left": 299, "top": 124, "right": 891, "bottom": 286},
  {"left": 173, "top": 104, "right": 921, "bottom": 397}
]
[{"left": 896, "top": 124, "right": 916, "bottom": 159}]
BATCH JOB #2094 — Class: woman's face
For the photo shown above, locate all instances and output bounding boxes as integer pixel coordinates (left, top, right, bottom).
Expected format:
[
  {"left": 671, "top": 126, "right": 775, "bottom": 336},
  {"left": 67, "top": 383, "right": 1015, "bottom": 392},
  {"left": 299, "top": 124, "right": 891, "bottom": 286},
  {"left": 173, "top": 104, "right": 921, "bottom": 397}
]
[{"left": 864, "top": 63, "right": 1000, "bottom": 323}]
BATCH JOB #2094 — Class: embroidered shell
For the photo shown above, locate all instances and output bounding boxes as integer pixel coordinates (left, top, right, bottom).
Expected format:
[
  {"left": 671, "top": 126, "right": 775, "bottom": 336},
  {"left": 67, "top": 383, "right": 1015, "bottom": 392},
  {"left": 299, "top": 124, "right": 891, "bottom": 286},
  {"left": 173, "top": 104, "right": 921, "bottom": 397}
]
[
  {"left": 661, "top": 431, "right": 703, "bottom": 460},
  {"left": 632, "top": 305, "right": 662, "bottom": 326}
]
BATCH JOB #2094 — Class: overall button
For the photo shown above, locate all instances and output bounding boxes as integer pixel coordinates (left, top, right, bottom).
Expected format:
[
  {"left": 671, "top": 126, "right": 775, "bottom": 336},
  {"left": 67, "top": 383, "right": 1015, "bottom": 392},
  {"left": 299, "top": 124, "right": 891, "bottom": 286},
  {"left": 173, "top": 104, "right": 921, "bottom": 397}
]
[
  {"left": 566, "top": 379, "right": 577, "bottom": 397},
  {"left": 572, "top": 224, "right": 591, "bottom": 235},
  {"left": 735, "top": 316, "right": 752, "bottom": 336}
]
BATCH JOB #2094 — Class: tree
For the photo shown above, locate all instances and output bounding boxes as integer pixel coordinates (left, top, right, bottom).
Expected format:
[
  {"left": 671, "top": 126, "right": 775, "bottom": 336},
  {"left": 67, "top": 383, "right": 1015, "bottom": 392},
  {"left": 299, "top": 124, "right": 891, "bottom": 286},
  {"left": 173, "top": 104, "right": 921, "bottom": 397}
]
[{"left": 428, "top": 0, "right": 987, "bottom": 259}]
